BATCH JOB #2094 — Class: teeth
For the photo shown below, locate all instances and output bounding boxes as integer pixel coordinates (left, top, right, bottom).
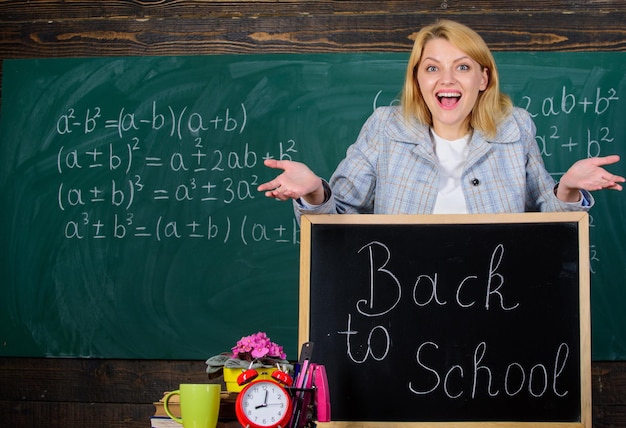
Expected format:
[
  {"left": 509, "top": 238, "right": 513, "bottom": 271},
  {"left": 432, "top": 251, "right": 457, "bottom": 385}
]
[{"left": 438, "top": 92, "right": 460, "bottom": 98}]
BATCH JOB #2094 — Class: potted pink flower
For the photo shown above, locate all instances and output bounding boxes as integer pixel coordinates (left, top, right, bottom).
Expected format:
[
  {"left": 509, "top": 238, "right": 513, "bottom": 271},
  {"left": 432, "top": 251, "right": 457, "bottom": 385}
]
[{"left": 206, "top": 332, "right": 292, "bottom": 392}]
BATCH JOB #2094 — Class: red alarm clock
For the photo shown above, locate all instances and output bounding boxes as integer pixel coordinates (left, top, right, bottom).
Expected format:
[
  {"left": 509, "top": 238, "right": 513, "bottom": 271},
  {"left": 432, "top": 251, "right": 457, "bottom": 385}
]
[{"left": 235, "top": 367, "right": 293, "bottom": 428}]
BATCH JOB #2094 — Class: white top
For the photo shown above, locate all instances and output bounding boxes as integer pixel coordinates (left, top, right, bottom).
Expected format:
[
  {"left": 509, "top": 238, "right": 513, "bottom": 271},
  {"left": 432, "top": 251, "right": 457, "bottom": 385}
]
[
  {"left": 432, "top": 131, "right": 470, "bottom": 214},
  {"left": 300, "top": 130, "right": 472, "bottom": 213}
]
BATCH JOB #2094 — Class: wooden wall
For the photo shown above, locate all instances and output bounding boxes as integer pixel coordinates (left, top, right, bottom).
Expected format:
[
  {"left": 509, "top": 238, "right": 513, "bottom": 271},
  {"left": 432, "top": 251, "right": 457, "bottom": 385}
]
[{"left": 1, "top": 1, "right": 625, "bottom": 427}]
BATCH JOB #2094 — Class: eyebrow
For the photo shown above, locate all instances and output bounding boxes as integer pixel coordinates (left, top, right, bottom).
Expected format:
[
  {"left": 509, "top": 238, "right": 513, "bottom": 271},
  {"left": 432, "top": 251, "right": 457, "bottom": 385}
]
[{"left": 421, "top": 55, "right": 472, "bottom": 63}]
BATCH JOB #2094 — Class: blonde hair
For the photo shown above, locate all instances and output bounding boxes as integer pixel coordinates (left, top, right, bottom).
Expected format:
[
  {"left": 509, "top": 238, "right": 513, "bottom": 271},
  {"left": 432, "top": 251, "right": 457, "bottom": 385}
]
[{"left": 401, "top": 20, "right": 512, "bottom": 138}]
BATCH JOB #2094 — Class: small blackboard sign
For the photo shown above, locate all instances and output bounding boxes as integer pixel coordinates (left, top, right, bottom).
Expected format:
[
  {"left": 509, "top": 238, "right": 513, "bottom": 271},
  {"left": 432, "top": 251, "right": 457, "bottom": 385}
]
[{"left": 299, "top": 213, "right": 590, "bottom": 427}]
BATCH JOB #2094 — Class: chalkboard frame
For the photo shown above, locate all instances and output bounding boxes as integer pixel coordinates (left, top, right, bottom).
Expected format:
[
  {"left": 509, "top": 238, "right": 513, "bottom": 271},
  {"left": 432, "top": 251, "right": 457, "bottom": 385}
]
[{"left": 298, "top": 212, "right": 591, "bottom": 428}]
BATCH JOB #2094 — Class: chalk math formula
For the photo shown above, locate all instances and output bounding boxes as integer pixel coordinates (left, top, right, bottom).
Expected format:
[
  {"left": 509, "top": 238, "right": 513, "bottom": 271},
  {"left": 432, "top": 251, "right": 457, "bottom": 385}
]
[{"left": 55, "top": 101, "right": 300, "bottom": 245}]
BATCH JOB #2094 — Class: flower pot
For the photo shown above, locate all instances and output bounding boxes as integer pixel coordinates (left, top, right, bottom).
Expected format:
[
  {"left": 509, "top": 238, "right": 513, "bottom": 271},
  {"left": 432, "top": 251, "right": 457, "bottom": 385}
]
[{"left": 222, "top": 367, "right": 278, "bottom": 392}]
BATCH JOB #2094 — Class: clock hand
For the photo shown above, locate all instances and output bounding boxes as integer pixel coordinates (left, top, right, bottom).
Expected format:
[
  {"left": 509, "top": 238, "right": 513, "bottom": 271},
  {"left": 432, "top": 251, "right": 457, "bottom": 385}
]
[{"left": 255, "top": 389, "right": 269, "bottom": 409}]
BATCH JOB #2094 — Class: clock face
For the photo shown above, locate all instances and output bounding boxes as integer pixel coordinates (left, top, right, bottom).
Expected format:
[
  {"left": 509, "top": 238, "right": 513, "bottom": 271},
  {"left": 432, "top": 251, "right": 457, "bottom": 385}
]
[{"left": 236, "top": 380, "right": 292, "bottom": 428}]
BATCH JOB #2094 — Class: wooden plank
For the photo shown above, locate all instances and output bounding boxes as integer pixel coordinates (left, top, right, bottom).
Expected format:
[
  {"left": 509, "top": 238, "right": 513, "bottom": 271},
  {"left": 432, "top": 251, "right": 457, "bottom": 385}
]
[
  {"left": 1, "top": 359, "right": 625, "bottom": 427},
  {"left": 0, "top": 0, "right": 623, "bottom": 21},
  {"left": 0, "top": 0, "right": 336, "bottom": 20},
  {"left": 0, "top": 401, "right": 154, "bottom": 428},
  {"left": 0, "top": 358, "right": 210, "bottom": 402},
  {"left": 593, "top": 405, "right": 626, "bottom": 428},
  {"left": 592, "top": 362, "right": 626, "bottom": 405},
  {"left": 0, "top": 7, "right": 625, "bottom": 58}
]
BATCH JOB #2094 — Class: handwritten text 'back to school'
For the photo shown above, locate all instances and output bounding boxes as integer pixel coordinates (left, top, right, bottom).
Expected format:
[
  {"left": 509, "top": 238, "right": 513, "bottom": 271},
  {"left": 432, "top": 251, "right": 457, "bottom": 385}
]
[{"left": 336, "top": 241, "right": 573, "bottom": 401}]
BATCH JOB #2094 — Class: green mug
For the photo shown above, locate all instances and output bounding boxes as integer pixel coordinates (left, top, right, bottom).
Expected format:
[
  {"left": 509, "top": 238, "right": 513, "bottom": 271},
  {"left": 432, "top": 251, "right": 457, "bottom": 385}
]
[{"left": 164, "top": 383, "right": 221, "bottom": 428}]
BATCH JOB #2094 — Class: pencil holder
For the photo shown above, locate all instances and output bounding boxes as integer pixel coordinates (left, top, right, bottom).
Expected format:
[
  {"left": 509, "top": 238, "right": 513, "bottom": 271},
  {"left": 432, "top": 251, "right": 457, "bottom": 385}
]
[{"left": 286, "top": 387, "right": 316, "bottom": 428}]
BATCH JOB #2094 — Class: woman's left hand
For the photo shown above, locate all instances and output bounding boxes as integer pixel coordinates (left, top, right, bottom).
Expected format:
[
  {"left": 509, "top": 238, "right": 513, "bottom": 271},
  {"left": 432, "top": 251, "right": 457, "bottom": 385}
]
[{"left": 557, "top": 155, "right": 625, "bottom": 201}]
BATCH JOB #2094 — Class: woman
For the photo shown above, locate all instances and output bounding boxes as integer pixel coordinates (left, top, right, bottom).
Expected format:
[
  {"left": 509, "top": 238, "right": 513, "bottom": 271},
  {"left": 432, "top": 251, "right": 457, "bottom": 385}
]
[{"left": 258, "top": 20, "right": 623, "bottom": 215}]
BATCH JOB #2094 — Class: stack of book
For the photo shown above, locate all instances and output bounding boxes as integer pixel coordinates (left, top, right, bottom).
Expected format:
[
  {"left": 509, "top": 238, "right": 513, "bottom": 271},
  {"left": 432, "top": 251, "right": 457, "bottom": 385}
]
[
  {"left": 151, "top": 392, "right": 181, "bottom": 428},
  {"left": 151, "top": 390, "right": 242, "bottom": 428}
]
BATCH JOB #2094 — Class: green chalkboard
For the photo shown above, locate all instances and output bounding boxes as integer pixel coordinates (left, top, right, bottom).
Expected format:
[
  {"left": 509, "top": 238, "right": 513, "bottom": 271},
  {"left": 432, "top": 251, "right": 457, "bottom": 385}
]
[{"left": 0, "top": 53, "right": 625, "bottom": 360}]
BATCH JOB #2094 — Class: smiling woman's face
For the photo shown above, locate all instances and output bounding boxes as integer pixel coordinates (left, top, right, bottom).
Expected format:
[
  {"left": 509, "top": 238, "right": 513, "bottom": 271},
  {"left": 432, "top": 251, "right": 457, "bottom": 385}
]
[{"left": 416, "top": 37, "right": 488, "bottom": 140}]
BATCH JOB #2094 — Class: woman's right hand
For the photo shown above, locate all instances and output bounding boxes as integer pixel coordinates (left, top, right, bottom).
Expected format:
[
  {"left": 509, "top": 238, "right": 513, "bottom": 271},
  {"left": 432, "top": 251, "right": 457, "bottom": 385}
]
[{"left": 258, "top": 159, "right": 326, "bottom": 204}]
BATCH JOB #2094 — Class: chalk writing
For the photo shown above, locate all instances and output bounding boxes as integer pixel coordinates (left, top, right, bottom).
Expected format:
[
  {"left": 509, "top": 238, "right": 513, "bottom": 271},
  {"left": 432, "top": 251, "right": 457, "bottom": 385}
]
[
  {"left": 54, "top": 101, "right": 299, "bottom": 245},
  {"left": 337, "top": 239, "right": 573, "bottom": 402},
  {"left": 408, "top": 341, "right": 570, "bottom": 399},
  {"left": 56, "top": 102, "right": 248, "bottom": 139},
  {"left": 520, "top": 86, "right": 618, "bottom": 117},
  {"left": 354, "top": 241, "right": 520, "bottom": 316}
]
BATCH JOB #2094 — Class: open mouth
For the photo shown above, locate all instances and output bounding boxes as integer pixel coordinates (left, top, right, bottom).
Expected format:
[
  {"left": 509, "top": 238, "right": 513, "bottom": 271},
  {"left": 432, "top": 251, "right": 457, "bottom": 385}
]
[{"left": 437, "top": 91, "right": 461, "bottom": 108}]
